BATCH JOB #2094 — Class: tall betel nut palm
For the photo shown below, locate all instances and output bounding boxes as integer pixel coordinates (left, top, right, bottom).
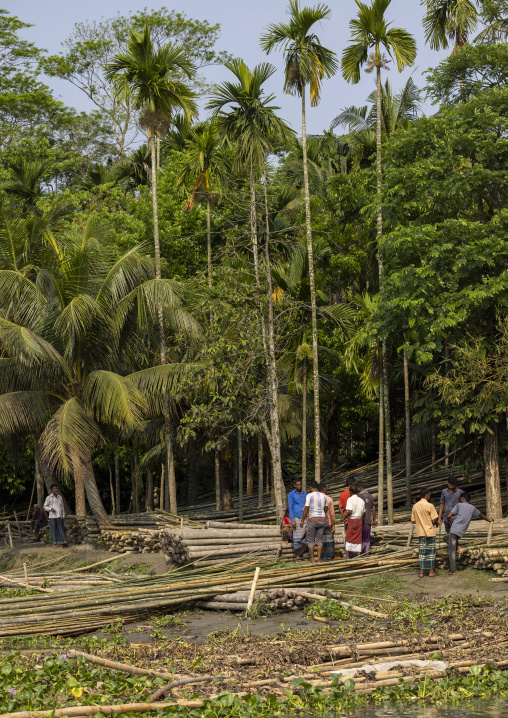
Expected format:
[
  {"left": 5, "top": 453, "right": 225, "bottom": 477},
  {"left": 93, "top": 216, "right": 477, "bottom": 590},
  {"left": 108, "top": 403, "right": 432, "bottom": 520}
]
[
  {"left": 106, "top": 25, "right": 197, "bottom": 282},
  {"left": 261, "top": 0, "right": 338, "bottom": 483},
  {"left": 106, "top": 26, "right": 197, "bottom": 514},
  {"left": 207, "top": 59, "right": 294, "bottom": 521},
  {"left": 342, "top": 0, "right": 416, "bottom": 524}
]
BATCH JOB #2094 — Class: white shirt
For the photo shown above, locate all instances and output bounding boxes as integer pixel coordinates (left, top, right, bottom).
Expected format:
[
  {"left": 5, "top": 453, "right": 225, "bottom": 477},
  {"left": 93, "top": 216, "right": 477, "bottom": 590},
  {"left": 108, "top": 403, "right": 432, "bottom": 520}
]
[
  {"left": 304, "top": 491, "right": 327, "bottom": 518},
  {"left": 43, "top": 493, "right": 65, "bottom": 519},
  {"left": 346, "top": 495, "right": 366, "bottom": 520}
]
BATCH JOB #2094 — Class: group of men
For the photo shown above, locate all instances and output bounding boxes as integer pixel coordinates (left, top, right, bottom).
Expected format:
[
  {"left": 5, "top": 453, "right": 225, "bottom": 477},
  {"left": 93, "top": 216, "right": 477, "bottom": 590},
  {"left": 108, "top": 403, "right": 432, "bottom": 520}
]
[
  {"left": 287, "top": 473, "right": 491, "bottom": 574},
  {"left": 287, "top": 476, "right": 375, "bottom": 563},
  {"left": 29, "top": 484, "right": 68, "bottom": 548},
  {"left": 411, "top": 477, "right": 492, "bottom": 578}
]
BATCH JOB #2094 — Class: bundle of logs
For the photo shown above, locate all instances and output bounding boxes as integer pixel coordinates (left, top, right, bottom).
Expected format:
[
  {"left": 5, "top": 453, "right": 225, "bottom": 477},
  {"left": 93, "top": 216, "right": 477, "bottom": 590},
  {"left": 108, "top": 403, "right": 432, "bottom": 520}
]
[
  {"left": 458, "top": 546, "right": 508, "bottom": 576},
  {"left": 162, "top": 521, "right": 292, "bottom": 566},
  {"left": 194, "top": 586, "right": 342, "bottom": 612},
  {"left": 100, "top": 528, "right": 163, "bottom": 554}
]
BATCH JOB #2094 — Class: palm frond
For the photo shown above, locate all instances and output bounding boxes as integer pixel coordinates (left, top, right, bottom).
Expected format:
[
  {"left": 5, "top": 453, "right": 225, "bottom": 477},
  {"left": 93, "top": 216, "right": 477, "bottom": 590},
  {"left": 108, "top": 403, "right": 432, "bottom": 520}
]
[{"left": 83, "top": 371, "right": 147, "bottom": 429}]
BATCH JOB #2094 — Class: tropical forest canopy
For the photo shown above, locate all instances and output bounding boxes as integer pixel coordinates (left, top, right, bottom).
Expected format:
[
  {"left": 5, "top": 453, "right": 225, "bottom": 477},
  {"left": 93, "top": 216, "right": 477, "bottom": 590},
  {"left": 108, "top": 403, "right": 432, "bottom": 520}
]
[{"left": 1, "top": 0, "right": 508, "bottom": 525}]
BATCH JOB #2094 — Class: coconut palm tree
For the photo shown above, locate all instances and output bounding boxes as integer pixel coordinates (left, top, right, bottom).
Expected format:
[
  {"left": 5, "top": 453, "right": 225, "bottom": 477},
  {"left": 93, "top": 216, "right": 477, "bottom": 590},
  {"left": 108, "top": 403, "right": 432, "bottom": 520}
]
[
  {"left": 0, "top": 216, "right": 199, "bottom": 525},
  {"left": 207, "top": 59, "right": 294, "bottom": 519},
  {"left": 0, "top": 160, "right": 49, "bottom": 211},
  {"left": 342, "top": 0, "right": 416, "bottom": 523},
  {"left": 475, "top": 0, "right": 508, "bottom": 43},
  {"left": 176, "top": 122, "right": 230, "bottom": 287},
  {"left": 260, "top": 0, "right": 338, "bottom": 483},
  {"left": 422, "top": 0, "right": 479, "bottom": 50}
]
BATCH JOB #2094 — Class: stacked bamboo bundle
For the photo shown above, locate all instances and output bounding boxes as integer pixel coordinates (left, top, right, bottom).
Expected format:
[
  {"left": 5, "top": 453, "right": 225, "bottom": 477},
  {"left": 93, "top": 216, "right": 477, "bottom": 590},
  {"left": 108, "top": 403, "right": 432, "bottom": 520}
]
[
  {"left": 0, "top": 548, "right": 418, "bottom": 637},
  {"left": 100, "top": 528, "right": 163, "bottom": 554},
  {"left": 457, "top": 544, "right": 508, "bottom": 575},
  {"left": 193, "top": 587, "right": 343, "bottom": 612},
  {"left": 162, "top": 522, "right": 292, "bottom": 566}
]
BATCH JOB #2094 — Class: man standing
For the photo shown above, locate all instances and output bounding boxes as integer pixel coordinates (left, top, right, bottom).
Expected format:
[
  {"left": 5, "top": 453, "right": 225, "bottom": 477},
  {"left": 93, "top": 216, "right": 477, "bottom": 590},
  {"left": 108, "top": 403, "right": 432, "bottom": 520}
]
[
  {"left": 43, "top": 484, "right": 68, "bottom": 548},
  {"left": 357, "top": 480, "right": 376, "bottom": 554},
  {"left": 301, "top": 481, "right": 328, "bottom": 563},
  {"left": 411, "top": 488, "right": 438, "bottom": 578},
  {"left": 320, "top": 483, "right": 336, "bottom": 561},
  {"left": 438, "top": 478, "right": 463, "bottom": 534},
  {"left": 343, "top": 485, "right": 365, "bottom": 558},
  {"left": 288, "top": 478, "right": 307, "bottom": 558},
  {"left": 446, "top": 492, "right": 493, "bottom": 575},
  {"left": 338, "top": 477, "right": 356, "bottom": 521}
]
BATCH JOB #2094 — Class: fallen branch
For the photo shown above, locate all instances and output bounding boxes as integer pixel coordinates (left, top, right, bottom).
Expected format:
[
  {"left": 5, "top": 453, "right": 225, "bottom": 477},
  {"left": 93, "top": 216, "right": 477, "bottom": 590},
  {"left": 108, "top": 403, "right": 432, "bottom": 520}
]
[
  {"left": 67, "top": 651, "right": 183, "bottom": 681},
  {"left": 149, "top": 675, "right": 228, "bottom": 702}
]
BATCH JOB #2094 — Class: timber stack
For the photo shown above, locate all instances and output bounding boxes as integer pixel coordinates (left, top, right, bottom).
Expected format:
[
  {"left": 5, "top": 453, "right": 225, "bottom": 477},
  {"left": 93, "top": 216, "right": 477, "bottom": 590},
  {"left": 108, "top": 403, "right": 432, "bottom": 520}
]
[
  {"left": 100, "top": 528, "right": 163, "bottom": 553},
  {"left": 162, "top": 520, "right": 291, "bottom": 566}
]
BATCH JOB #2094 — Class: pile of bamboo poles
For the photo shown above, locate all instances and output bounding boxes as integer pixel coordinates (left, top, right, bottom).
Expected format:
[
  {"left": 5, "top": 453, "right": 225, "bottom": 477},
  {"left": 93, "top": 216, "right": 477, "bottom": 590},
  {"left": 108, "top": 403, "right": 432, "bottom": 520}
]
[
  {"left": 162, "top": 522, "right": 292, "bottom": 566},
  {"left": 458, "top": 544, "right": 508, "bottom": 576},
  {"left": 0, "top": 548, "right": 417, "bottom": 637}
]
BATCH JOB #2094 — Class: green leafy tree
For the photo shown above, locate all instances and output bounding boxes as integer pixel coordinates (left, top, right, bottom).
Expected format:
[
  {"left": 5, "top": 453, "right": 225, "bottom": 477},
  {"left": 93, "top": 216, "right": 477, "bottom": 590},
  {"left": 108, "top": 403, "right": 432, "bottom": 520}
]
[
  {"left": 260, "top": 0, "right": 338, "bottom": 482},
  {"left": 342, "top": 0, "right": 416, "bottom": 523}
]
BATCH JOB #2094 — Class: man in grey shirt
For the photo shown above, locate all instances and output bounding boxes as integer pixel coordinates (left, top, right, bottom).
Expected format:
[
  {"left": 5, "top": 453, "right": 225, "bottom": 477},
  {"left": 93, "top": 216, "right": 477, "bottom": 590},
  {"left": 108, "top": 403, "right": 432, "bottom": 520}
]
[
  {"left": 438, "top": 478, "right": 463, "bottom": 534},
  {"left": 446, "top": 491, "right": 492, "bottom": 574}
]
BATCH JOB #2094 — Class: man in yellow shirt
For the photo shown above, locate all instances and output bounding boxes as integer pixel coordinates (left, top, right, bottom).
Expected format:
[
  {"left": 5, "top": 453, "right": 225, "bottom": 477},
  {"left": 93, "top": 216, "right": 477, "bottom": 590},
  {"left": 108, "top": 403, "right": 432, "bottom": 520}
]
[{"left": 411, "top": 488, "right": 438, "bottom": 578}]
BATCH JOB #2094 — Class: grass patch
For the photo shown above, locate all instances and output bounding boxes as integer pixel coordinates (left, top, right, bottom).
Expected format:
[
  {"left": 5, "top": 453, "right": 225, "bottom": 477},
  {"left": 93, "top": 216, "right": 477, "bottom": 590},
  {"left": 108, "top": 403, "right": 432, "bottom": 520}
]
[
  {"left": 458, "top": 568, "right": 495, "bottom": 591},
  {"left": 0, "top": 551, "right": 14, "bottom": 572},
  {"left": 359, "top": 574, "right": 407, "bottom": 592}
]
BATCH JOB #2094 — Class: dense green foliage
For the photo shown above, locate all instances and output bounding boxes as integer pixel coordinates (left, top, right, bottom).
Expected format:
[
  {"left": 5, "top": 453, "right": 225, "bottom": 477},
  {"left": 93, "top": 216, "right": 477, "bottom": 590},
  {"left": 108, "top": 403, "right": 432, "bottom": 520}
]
[{"left": 1, "top": 2, "right": 508, "bottom": 521}]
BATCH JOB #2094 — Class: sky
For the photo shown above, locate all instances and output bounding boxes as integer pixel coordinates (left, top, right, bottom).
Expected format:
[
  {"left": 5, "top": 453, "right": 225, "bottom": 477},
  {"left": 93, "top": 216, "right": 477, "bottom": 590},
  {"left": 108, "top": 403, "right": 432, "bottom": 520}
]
[{"left": 12, "top": 0, "right": 454, "bottom": 135}]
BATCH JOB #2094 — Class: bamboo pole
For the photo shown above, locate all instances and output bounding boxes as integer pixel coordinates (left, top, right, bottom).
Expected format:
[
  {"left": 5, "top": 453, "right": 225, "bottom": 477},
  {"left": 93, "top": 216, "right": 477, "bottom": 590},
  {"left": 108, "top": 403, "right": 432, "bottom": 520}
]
[
  {"left": 7, "top": 523, "right": 13, "bottom": 548},
  {"left": 246, "top": 567, "right": 261, "bottom": 612}
]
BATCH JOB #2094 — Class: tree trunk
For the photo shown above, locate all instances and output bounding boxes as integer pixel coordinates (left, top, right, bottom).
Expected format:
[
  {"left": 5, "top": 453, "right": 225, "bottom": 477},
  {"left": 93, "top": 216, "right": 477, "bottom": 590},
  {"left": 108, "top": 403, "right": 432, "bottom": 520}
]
[
  {"left": 188, "top": 441, "right": 197, "bottom": 504},
  {"left": 238, "top": 426, "right": 243, "bottom": 522},
  {"left": 108, "top": 462, "right": 116, "bottom": 515},
  {"left": 159, "top": 464, "right": 165, "bottom": 511},
  {"left": 484, "top": 422, "right": 502, "bottom": 519},
  {"left": 246, "top": 449, "right": 254, "bottom": 495},
  {"left": 301, "top": 89, "right": 321, "bottom": 484},
  {"left": 206, "top": 194, "right": 212, "bottom": 288},
  {"left": 150, "top": 132, "right": 161, "bottom": 278},
  {"left": 72, "top": 453, "right": 86, "bottom": 518},
  {"left": 132, "top": 454, "right": 139, "bottom": 514},
  {"left": 263, "top": 169, "right": 285, "bottom": 521},
  {"left": 257, "top": 430, "right": 263, "bottom": 509},
  {"left": 403, "top": 347, "right": 411, "bottom": 506},
  {"left": 215, "top": 450, "right": 222, "bottom": 511},
  {"left": 302, "top": 359, "right": 307, "bottom": 491},
  {"left": 220, "top": 449, "right": 233, "bottom": 510},
  {"left": 146, "top": 469, "right": 154, "bottom": 511},
  {"left": 114, "top": 451, "right": 120, "bottom": 515},
  {"left": 80, "top": 454, "right": 111, "bottom": 527},
  {"left": 383, "top": 343, "right": 393, "bottom": 524},
  {"left": 35, "top": 455, "right": 44, "bottom": 509},
  {"left": 377, "top": 362, "right": 384, "bottom": 527},
  {"left": 249, "top": 158, "right": 260, "bottom": 284}
]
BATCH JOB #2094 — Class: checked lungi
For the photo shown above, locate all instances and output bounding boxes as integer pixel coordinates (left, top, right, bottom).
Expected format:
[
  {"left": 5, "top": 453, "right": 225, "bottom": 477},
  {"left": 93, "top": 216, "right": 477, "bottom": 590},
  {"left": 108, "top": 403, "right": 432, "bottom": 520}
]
[
  {"left": 418, "top": 536, "right": 436, "bottom": 571},
  {"left": 292, "top": 518, "right": 308, "bottom": 558},
  {"left": 321, "top": 525, "right": 336, "bottom": 561}
]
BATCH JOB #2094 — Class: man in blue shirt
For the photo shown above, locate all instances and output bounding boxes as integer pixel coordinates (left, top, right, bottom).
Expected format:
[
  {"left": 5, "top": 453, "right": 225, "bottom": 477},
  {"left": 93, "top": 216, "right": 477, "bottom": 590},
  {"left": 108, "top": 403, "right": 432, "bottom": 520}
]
[
  {"left": 288, "top": 479, "right": 307, "bottom": 558},
  {"left": 438, "top": 478, "right": 463, "bottom": 535},
  {"left": 446, "top": 491, "right": 492, "bottom": 574}
]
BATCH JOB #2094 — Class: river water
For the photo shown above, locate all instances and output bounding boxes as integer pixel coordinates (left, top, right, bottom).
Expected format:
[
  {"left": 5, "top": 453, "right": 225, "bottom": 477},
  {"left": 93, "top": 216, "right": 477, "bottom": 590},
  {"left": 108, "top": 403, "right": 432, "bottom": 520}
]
[{"left": 355, "top": 700, "right": 508, "bottom": 718}]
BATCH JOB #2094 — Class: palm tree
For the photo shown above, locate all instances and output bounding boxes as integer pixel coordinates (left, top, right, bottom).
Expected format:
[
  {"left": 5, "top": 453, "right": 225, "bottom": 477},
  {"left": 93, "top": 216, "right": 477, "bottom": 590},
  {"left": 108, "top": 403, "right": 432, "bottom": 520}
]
[
  {"left": 422, "top": 0, "right": 479, "bottom": 50},
  {"left": 261, "top": 0, "right": 338, "bottom": 483},
  {"left": 475, "top": 0, "right": 508, "bottom": 43},
  {"left": 342, "top": 0, "right": 416, "bottom": 523},
  {"left": 207, "top": 59, "right": 293, "bottom": 520},
  {"left": 106, "top": 26, "right": 197, "bottom": 514},
  {"left": 176, "top": 122, "right": 230, "bottom": 287},
  {"left": 0, "top": 160, "right": 49, "bottom": 211},
  {"left": 105, "top": 25, "right": 197, "bottom": 282}
]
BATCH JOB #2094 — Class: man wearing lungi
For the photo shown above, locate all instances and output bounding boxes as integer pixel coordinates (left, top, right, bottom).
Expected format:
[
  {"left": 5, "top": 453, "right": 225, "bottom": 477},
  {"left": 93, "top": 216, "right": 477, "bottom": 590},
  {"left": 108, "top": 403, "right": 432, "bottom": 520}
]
[
  {"left": 343, "top": 485, "right": 365, "bottom": 558},
  {"left": 320, "top": 483, "right": 336, "bottom": 561},
  {"left": 357, "top": 480, "right": 376, "bottom": 554},
  {"left": 301, "top": 481, "right": 328, "bottom": 563},
  {"left": 288, "top": 479, "right": 307, "bottom": 558},
  {"left": 411, "top": 488, "right": 439, "bottom": 578}
]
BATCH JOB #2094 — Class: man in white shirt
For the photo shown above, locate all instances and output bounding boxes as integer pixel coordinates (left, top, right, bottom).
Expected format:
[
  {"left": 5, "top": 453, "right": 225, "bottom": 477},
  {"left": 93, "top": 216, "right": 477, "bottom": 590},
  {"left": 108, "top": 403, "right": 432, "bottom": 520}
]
[
  {"left": 301, "top": 481, "right": 328, "bottom": 563},
  {"left": 343, "top": 485, "right": 365, "bottom": 558},
  {"left": 43, "top": 484, "right": 68, "bottom": 548}
]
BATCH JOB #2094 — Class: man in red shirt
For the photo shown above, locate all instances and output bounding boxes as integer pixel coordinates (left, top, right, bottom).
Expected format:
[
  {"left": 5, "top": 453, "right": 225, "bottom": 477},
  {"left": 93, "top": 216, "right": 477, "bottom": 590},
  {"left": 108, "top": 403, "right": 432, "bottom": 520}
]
[{"left": 339, "top": 478, "right": 357, "bottom": 520}]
